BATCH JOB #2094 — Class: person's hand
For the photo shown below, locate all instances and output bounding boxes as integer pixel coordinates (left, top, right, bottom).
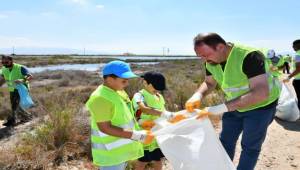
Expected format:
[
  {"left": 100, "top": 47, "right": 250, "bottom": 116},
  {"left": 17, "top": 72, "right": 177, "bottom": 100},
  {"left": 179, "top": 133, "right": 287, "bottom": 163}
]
[
  {"left": 283, "top": 77, "right": 290, "bottom": 83},
  {"left": 161, "top": 110, "right": 175, "bottom": 120},
  {"left": 185, "top": 92, "right": 202, "bottom": 112},
  {"left": 131, "top": 130, "right": 154, "bottom": 144},
  {"left": 203, "top": 103, "right": 228, "bottom": 116},
  {"left": 270, "top": 66, "right": 278, "bottom": 71},
  {"left": 14, "top": 79, "right": 24, "bottom": 84},
  {"left": 138, "top": 120, "right": 156, "bottom": 130},
  {"left": 169, "top": 114, "right": 187, "bottom": 123}
]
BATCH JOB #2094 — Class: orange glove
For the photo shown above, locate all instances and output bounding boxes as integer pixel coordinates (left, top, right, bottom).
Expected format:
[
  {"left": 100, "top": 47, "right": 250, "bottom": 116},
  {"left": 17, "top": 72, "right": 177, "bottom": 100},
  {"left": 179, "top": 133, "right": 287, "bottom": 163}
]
[
  {"left": 140, "top": 120, "right": 156, "bottom": 130},
  {"left": 196, "top": 110, "right": 210, "bottom": 119},
  {"left": 185, "top": 92, "right": 202, "bottom": 112},
  {"left": 143, "top": 131, "right": 155, "bottom": 145},
  {"left": 283, "top": 77, "right": 290, "bottom": 83},
  {"left": 168, "top": 114, "right": 187, "bottom": 123}
]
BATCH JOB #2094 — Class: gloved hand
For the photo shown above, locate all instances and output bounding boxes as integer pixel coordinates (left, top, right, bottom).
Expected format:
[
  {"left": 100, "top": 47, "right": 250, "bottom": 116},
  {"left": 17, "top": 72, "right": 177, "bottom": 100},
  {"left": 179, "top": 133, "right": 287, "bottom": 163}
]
[
  {"left": 169, "top": 114, "right": 187, "bottom": 123},
  {"left": 185, "top": 92, "right": 202, "bottom": 112},
  {"left": 14, "top": 79, "right": 24, "bottom": 84},
  {"left": 283, "top": 77, "right": 290, "bottom": 83},
  {"left": 131, "top": 130, "right": 154, "bottom": 144},
  {"left": 270, "top": 66, "right": 278, "bottom": 71},
  {"left": 203, "top": 103, "right": 228, "bottom": 116},
  {"left": 161, "top": 110, "right": 175, "bottom": 120},
  {"left": 138, "top": 120, "right": 156, "bottom": 130}
]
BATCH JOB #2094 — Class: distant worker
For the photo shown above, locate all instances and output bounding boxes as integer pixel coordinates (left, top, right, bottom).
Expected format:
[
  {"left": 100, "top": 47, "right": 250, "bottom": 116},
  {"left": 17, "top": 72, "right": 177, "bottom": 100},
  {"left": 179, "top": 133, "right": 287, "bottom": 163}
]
[
  {"left": 265, "top": 50, "right": 285, "bottom": 78},
  {"left": 283, "top": 40, "right": 300, "bottom": 109},
  {"left": 282, "top": 54, "right": 291, "bottom": 74},
  {"left": 186, "top": 33, "right": 280, "bottom": 170},
  {"left": 0, "top": 55, "right": 33, "bottom": 127}
]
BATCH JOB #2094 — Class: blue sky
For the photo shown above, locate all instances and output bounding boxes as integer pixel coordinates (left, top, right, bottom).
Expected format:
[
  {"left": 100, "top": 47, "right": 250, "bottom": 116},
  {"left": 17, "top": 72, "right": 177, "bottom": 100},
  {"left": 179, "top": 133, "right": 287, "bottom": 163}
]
[{"left": 0, "top": 0, "right": 299, "bottom": 55}]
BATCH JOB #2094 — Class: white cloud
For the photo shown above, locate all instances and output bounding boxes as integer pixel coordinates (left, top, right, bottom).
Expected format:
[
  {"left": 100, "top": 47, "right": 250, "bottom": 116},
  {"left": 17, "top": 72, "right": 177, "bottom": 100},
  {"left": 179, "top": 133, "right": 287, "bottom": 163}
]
[
  {"left": 95, "top": 4, "right": 104, "bottom": 10},
  {"left": 67, "top": 0, "right": 89, "bottom": 6}
]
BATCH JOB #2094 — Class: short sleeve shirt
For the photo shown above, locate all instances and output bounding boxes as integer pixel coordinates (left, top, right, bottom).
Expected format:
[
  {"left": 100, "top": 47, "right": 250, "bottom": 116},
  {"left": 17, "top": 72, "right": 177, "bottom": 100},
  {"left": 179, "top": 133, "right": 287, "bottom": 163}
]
[
  {"left": 133, "top": 92, "right": 145, "bottom": 111},
  {"left": 206, "top": 51, "right": 266, "bottom": 78},
  {"left": 87, "top": 96, "right": 115, "bottom": 122}
]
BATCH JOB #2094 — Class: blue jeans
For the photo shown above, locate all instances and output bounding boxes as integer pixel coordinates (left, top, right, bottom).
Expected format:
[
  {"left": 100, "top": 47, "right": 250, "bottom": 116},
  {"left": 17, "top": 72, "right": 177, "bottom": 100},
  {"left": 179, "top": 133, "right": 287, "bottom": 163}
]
[
  {"left": 99, "top": 162, "right": 127, "bottom": 170},
  {"left": 220, "top": 106, "right": 276, "bottom": 170}
]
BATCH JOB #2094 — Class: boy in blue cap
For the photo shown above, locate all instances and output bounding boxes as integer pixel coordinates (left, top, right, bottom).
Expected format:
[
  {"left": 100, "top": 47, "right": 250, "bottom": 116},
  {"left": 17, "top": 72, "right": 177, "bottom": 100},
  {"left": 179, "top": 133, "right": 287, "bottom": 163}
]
[{"left": 86, "top": 60, "right": 154, "bottom": 170}]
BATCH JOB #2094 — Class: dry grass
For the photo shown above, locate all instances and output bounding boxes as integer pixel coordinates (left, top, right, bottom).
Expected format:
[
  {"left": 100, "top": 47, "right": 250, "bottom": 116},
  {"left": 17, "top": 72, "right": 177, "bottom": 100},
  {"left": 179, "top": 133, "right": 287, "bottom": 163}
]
[{"left": 0, "top": 60, "right": 225, "bottom": 169}]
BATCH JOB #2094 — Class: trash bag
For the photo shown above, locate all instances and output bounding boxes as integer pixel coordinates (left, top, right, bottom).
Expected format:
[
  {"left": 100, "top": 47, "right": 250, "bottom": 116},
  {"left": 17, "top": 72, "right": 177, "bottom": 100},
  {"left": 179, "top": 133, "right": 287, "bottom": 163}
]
[
  {"left": 153, "top": 110, "right": 236, "bottom": 170},
  {"left": 16, "top": 84, "right": 35, "bottom": 109},
  {"left": 276, "top": 83, "right": 299, "bottom": 121}
]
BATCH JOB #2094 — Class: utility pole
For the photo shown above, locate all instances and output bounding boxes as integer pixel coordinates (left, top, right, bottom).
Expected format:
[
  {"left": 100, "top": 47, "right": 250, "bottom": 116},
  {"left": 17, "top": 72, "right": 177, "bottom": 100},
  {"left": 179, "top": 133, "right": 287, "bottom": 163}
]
[{"left": 12, "top": 46, "right": 15, "bottom": 54}]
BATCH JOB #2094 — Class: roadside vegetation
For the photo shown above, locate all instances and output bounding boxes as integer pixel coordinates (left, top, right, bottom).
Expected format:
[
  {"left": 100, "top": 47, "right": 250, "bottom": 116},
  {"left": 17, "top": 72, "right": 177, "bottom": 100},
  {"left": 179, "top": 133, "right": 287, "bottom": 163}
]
[{"left": 0, "top": 60, "right": 224, "bottom": 169}]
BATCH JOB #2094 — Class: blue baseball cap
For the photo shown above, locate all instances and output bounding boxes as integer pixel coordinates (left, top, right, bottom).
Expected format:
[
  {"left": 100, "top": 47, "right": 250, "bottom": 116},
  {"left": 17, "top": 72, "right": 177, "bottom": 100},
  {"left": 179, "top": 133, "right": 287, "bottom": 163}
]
[{"left": 102, "top": 60, "right": 138, "bottom": 79}]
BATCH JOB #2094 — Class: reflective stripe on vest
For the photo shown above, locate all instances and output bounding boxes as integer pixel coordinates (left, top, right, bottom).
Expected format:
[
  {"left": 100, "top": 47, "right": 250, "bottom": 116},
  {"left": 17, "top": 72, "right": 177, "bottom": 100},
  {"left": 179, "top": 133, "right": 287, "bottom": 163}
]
[
  {"left": 223, "top": 85, "right": 249, "bottom": 93},
  {"left": 91, "top": 120, "right": 135, "bottom": 138},
  {"left": 92, "top": 139, "right": 134, "bottom": 150},
  {"left": 91, "top": 119, "right": 136, "bottom": 150}
]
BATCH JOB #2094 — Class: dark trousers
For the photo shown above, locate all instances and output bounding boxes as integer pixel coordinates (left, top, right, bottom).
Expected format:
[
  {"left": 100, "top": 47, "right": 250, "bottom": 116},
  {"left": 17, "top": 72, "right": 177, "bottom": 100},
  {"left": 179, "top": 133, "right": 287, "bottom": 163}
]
[
  {"left": 293, "top": 80, "right": 300, "bottom": 109},
  {"left": 283, "top": 62, "right": 290, "bottom": 74},
  {"left": 9, "top": 90, "right": 30, "bottom": 121},
  {"left": 220, "top": 106, "right": 276, "bottom": 170}
]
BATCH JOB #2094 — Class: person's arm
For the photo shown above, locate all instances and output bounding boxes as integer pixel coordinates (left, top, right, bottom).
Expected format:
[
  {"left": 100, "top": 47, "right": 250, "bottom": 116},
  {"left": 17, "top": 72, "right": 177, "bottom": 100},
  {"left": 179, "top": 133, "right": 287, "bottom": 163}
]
[
  {"left": 287, "top": 62, "right": 300, "bottom": 79},
  {"left": 15, "top": 67, "right": 33, "bottom": 84},
  {"left": 97, "top": 121, "right": 133, "bottom": 139},
  {"left": 137, "top": 101, "right": 163, "bottom": 116},
  {"left": 225, "top": 74, "right": 269, "bottom": 111},
  {"left": 195, "top": 75, "right": 218, "bottom": 97}
]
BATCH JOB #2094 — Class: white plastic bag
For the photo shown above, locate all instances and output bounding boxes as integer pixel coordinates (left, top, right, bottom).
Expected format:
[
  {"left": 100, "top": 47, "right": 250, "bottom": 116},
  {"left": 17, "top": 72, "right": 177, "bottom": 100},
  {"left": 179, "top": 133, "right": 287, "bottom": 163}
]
[
  {"left": 276, "top": 83, "right": 299, "bottom": 121},
  {"left": 153, "top": 112, "right": 236, "bottom": 170}
]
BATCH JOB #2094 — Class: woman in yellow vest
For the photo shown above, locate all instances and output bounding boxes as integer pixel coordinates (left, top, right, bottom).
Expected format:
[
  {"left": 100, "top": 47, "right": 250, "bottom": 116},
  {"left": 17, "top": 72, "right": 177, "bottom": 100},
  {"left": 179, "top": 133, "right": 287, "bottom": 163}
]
[
  {"left": 186, "top": 33, "right": 280, "bottom": 170},
  {"left": 0, "top": 55, "right": 33, "bottom": 126},
  {"left": 132, "top": 71, "right": 174, "bottom": 170},
  {"left": 85, "top": 61, "right": 154, "bottom": 170}
]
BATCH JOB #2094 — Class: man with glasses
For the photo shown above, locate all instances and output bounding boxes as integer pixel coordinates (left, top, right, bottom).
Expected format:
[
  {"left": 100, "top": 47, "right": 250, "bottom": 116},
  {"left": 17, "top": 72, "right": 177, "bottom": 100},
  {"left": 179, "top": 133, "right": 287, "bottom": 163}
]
[{"left": 0, "top": 55, "right": 33, "bottom": 126}]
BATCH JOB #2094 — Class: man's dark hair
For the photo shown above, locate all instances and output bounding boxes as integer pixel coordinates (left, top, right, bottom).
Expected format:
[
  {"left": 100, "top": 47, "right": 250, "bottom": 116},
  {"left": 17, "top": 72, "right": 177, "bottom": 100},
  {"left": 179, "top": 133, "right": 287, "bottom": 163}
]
[
  {"left": 103, "top": 74, "right": 118, "bottom": 79},
  {"left": 1, "top": 54, "right": 13, "bottom": 61},
  {"left": 293, "top": 39, "right": 300, "bottom": 50},
  {"left": 193, "top": 33, "right": 226, "bottom": 50}
]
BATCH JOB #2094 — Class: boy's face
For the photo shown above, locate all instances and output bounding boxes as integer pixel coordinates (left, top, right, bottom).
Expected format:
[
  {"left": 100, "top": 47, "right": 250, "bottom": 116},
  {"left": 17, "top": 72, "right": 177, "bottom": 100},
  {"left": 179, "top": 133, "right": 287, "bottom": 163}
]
[
  {"left": 108, "top": 77, "right": 129, "bottom": 90},
  {"left": 143, "top": 79, "right": 157, "bottom": 93}
]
